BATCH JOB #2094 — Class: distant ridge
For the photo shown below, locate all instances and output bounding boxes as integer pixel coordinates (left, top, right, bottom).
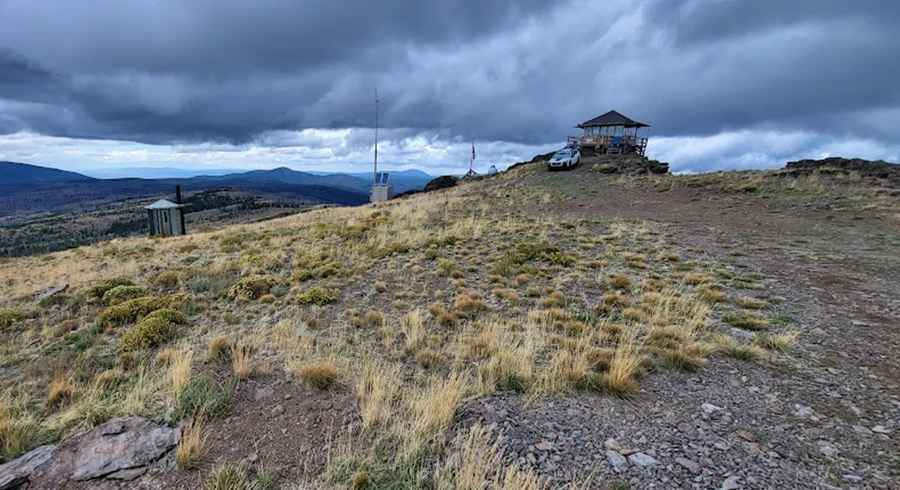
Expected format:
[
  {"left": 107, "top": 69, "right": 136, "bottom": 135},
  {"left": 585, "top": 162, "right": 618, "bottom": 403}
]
[{"left": 0, "top": 161, "right": 95, "bottom": 184}]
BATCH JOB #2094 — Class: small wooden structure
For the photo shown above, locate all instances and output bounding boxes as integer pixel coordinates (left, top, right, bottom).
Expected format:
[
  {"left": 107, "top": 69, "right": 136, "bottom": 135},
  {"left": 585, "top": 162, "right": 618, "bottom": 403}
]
[
  {"left": 370, "top": 171, "right": 392, "bottom": 203},
  {"left": 146, "top": 186, "right": 186, "bottom": 236},
  {"left": 570, "top": 110, "right": 649, "bottom": 156}
]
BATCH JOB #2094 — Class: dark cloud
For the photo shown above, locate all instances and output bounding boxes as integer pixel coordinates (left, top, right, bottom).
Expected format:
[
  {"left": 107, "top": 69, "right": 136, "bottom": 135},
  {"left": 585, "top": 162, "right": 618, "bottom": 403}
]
[{"left": 0, "top": 0, "right": 898, "bottom": 157}]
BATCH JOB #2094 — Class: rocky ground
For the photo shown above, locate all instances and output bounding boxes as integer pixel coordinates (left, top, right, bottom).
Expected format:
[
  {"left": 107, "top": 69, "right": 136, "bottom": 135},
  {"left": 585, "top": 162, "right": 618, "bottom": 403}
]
[
  {"left": 456, "top": 161, "right": 899, "bottom": 488},
  {"left": 1, "top": 157, "right": 898, "bottom": 489}
]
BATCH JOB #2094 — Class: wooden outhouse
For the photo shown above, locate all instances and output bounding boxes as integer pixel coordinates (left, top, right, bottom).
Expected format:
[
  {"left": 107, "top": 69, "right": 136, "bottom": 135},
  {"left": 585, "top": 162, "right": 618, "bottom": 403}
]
[{"left": 145, "top": 188, "right": 186, "bottom": 236}]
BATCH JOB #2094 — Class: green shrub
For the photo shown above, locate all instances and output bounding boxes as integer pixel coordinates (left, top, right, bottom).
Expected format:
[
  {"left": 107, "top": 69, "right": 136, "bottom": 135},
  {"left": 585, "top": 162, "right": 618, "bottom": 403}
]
[
  {"left": 119, "top": 308, "right": 187, "bottom": 351},
  {"left": 0, "top": 308, "right": 26, "bottom": 329},
  {"left": 102, "top": 285, "right": 147, "bottom": 305},
  {"left": 296, "top": 287, "right": 339, "bottom": 305},
  {"left": 151, "top": 271, "right": 180, "bottom": 289},
  {"left": 87, "top": 278, "right": 135, "bottom": 300},
  {"left": 204, "top": 463, "right": 252, "bottom": 490},
  {"left": 227, "top": 275, "right": 277, "bottom": 301},
  {"left": 99, "top": 294, "right": 189, "bottom": 327},
  {"left": 436, "top": 258, "right": 457, "bottom": 276},
  {"left": 175, "top": 376, "right": 232, "bottom": 420},
  {"left": 38, "top": 293, "right": 71, "bottom": 308}
]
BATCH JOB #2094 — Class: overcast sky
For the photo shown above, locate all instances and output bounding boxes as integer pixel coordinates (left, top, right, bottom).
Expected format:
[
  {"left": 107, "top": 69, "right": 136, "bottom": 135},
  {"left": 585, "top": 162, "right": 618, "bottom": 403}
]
[{"left": 1, "top": 0, "right": 898, "bottom": 175}]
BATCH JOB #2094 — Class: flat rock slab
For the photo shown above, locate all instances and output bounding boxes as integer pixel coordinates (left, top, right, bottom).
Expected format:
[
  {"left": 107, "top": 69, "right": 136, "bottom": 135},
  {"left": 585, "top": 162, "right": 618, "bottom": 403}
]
[
  {"left": 23, "top": 416, "right": 180, "bottom": 488},
  {"left": 69, "top": 417, "right": 179, "bottom": 481},
  {"left": 0, "top": 445, "right": 56, "bottom": 490}
]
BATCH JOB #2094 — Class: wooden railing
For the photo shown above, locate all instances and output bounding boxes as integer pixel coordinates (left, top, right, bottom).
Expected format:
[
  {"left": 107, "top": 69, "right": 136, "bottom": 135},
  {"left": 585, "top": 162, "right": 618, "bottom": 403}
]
[{"left": 568, "top": 135, "right": 648, "bottom": 155}]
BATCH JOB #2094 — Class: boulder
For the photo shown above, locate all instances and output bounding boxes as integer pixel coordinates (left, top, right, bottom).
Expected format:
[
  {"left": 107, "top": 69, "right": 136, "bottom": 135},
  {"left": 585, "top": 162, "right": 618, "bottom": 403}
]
[
  {"left": 587, "top": 154, "right": 670, "bottom": 175},
  {"left": 0, "top": 445, "right": 56, "bottom": 490},
  {"left": 69, "top": 417, "right": 179, "bottom": 481}
]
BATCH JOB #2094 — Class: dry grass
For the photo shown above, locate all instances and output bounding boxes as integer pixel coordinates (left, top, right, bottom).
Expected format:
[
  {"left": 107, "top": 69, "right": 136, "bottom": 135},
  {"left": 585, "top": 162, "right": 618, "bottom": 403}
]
[
  {"left": 491, "top": 288, "right": 520, "bottom": 303},
  {"left": 362, "top": 310, "right": 384, "bottom": 328},
  {"left": 697, "top": 284, "right": 727, "bottom": 303},
  {"left": 170, "top": 350, "right": 193, "bottom": 398},
  {"left": 753, "top": 330, "right": 799, "bottom": 352},
  {"left": 723, "top": 311, "right": 770, "bottom": 331},
  {"left": 608, "top": 273, "right": 632, "bottom": 290},
  {"left": 230, "top": 341, "right": 255, "bottom": 379},
  {"left": 207, "top": 336, "right": 232, "bottom": 361},
  {"left": 0, "top": 162, "right": 778, "bottom": 484},
  {"left": 735, "top": 296, "right": 767, "bottom": 309},
  {"left": 408, "top": 372, "right": 468, "bottom": 450},
  {"left": 603, "top": 329, "right": 643, "bottom": 395},
  {"left": 292, "top": 359, "right": 339, "bottom": 389},
  {"left": 401, "top": 309, "right": 426, "bottom": 352},
  {"left": 355, "top": 360, "right": 401, "bottom": 430},
  {"left": 176, "top": 416, "right": 208, "bottom": 470},
  {"left": 47, "top": 372, "right": 75, "bottom": 407},
  {"left": 711, "top": 334, "right": 766, "bottom": 361},
  {"left": 436, "top": 424, "right": 545, "bottom": 490},
  {"left": 0, "top": 400, "right": 43, "bottom": 462}
]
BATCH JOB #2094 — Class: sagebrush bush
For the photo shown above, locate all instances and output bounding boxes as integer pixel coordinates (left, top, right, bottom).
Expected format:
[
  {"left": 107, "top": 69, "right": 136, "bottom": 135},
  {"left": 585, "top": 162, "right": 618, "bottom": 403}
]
[
  {"left": 0, "top": 308, "right": 26, "bottom": 329},
  {"left": 152, "top": 270, "right": 181, "bottom": 289},
  {"left": 87, "top": 278, "right": 135, "bottom": 300},
  {"left": 102, "top": 285, "right": 147, "bottom": 305},
  {"left": 227, "top": 275, "right": 277, "bottom": 301},
  {"left": 119, "top": 308, "right": 187, "bottom": 351},
  {"left": 99, "top": 294, "right": 189, "bottom": 327},
  {"left": 296, "top": 287, "right": 339, "bottom": 305}
]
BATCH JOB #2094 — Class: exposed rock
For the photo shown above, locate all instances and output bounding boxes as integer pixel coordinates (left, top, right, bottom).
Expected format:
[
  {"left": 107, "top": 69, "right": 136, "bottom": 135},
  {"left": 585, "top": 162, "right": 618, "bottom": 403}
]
[
  {"left": 793, "top": 404, "right": 814, "bottom": 418},
  {"left": 34, "top": 284, "right": 68, "bottom": 304},
  {"left": 606, "top": 450, "right": 628, "bottom": 471},
  {"left": 68, "top": 417, "right": 179, "bottom": 481},
  {"left": 701, "top": 403, "right": 723, "bottom": 415},
  {"left": 816, "top": 440, "right": 838, "bottom": 458},
  {"left": 627, "top": 452, "right": 658, "bottom": 467},
  {"left": 675, "top": 456, "right": 700, "bottom": 474},
  {"left": 721, "top": 475, "right": 742, "bottom": 489},
  {"left": 784, "top": 157, "right": 900, "bottom": 182},
  {"left": 106, "top": 467, "right": 148, "bottom": 481},
  {"left": 0, "top": 445, "right": 56, "bottom": 490},
  {"left": 588, "top": 154, "right": 670, "bottom": 175}
]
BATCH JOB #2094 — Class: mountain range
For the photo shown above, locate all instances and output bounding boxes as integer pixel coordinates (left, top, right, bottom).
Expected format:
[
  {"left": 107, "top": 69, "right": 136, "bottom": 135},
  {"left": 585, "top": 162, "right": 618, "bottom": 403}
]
[{"left": 0, "top": 162, "right": 433, "bottom": 218}]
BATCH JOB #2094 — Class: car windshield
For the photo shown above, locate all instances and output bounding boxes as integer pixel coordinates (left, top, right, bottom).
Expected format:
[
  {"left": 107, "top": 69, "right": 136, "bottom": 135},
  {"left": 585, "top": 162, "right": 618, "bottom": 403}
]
[{"left": 553, "top": 151, "right": 571, "bottom": 158}]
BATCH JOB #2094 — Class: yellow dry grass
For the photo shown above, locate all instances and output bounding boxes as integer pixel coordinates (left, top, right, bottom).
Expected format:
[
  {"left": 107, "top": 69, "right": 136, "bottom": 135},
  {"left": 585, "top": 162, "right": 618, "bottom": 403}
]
[
  {"left": 355, "top": 360, "right": 401, "bottom": 430},
  {"left": 176, "top": 416, "right": 208, "bottom": 470},
  {"left": 230, "top": 341, "right": 255, "bottom": 379},
  {"left": 169, "top": 350, "right": 193, "bottom": 398}
]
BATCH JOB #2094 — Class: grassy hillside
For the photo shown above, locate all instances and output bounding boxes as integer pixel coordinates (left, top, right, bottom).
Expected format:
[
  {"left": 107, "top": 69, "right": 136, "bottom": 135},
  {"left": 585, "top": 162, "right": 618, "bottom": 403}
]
[{"left": 1, "top": 159, "right": 898, "bottom": 488}]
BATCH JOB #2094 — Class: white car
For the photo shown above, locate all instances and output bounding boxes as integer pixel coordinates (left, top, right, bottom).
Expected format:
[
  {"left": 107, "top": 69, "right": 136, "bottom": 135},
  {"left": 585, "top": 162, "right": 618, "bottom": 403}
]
[{"left": 547, "top": 147, "right": 580, "bottom": 170}]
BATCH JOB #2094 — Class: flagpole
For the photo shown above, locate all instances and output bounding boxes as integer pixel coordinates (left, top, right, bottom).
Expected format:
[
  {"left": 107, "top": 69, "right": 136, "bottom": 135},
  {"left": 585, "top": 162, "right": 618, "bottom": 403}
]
[{"left": 374, "top": 88, "right": 379, "bottom": 182}]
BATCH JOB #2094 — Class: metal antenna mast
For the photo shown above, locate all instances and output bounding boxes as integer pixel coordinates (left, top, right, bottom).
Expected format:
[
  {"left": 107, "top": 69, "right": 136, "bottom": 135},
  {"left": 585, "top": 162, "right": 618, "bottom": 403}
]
[{"left": 374, "top": 88, "right": 379, "bottom": 182}]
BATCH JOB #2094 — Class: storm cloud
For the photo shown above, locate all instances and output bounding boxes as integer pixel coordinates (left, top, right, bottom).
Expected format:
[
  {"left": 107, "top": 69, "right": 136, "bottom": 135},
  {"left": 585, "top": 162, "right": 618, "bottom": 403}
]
[{"left": 0, "top": 0, "right": 898, "bottom": 173}]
